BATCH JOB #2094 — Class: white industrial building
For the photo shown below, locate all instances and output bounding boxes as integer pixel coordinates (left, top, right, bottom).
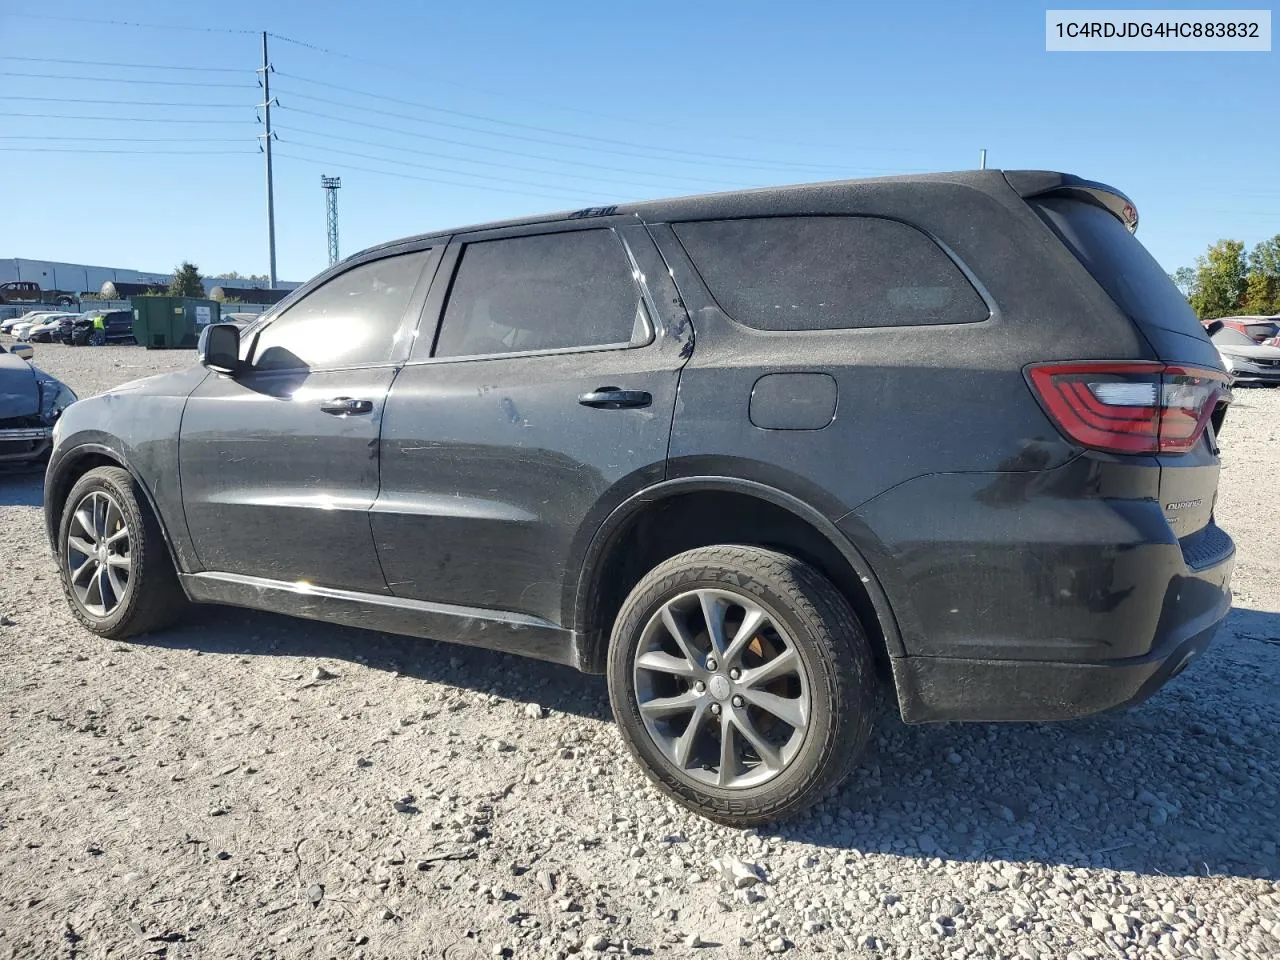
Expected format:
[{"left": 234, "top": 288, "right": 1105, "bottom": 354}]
[{"left": 0, "top": 258, "right": 299, "bottom": 295}]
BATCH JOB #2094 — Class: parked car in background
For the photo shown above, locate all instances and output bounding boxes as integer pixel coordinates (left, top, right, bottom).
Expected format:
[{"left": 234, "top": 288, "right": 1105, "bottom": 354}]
[
  {"left": 10, "top": 317, "right": 55, "bottom": 341},
  {"left": 1, "top": 310, "right": 54, "bottom": 334},
  {"left": 70, "top": 310, "right": 135, "bottom": 346},
  {"left": 1211, "top": 326, "right": 1280, "bottom": 385},
  {"left": 42, "top": 170, "right": 1235, "bottom": 826},
  {"left": 1208, "top": 316, "right": 1280, "bottom": 345},
  {"left": 27, "top": 314, "right": 79, "bottom": 343},
  {"left": 0, "top": 280, "right": 77, "bottom": 307},
  {"left": 0, "top": 343, "right": 76, "bottom": 467}
]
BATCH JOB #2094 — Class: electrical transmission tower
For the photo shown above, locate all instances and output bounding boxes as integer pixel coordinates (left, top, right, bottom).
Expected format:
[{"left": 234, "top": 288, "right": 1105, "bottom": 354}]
[{"left": 322, "top": 175, "right": 342, "bottom": 266}]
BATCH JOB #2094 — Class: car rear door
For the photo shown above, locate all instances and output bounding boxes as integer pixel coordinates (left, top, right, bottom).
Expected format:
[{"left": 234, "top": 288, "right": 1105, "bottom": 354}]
[
  {"left": 372, "top": 220, "right": 690, "bottom": 626},
  {"left": 179, "top": 245, "right": 438, "bottom": 592}
]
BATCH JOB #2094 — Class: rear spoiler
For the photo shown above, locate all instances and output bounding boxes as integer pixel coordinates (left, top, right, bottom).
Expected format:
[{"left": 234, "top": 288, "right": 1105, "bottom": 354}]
[{"left": 1003, "top": 170, "right": 1139, "bottom": 235}]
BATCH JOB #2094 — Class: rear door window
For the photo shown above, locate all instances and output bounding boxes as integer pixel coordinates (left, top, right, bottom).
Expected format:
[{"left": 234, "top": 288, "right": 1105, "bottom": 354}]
[
  {"left": 433, "top": 229, "right": 649, "bottom": 358},
  {"left": 671, "top": 216, "right": 988, "bottom": 331},
  {"left": 1031, "top": 196, "right": 1205, "bottom": 341}
]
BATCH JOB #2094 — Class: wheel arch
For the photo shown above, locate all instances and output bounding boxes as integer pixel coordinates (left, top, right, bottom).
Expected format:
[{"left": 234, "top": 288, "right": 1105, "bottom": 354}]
[
  {"left": 572, "top": 477, "right": 905, "bottom": 675},
  {"left": 45, "top": 444, "right": 181, "bottom": 568}
]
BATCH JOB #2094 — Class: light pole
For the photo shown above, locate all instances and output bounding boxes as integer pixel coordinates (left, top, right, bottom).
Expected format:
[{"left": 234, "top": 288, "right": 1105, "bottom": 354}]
[{"left": 322, "top": 175, "right": 342, "bottom": 266}]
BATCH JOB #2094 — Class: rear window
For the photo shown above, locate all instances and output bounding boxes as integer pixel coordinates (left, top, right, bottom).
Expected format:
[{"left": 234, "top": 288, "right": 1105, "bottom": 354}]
[
  {"left": 672, "top": 216, "right": 988, "bottom": 331},
  {"left": 1031, "top": 196, "right": 1203, "bottom": 340},
  {"left": 1213, "top": 328, "right": 1257, "bottom": 347},
  {"left": 1245, "top": 322, "right": 1279, "bottom": 341}
]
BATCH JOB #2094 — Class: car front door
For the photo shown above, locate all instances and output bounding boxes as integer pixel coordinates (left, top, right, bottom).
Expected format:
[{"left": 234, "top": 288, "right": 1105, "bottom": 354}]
[
  {"left": 179, "top": 246, "right": 438, "bottom": 592},
  {"left": 372, "top": 221, "right": 690, "bottom": 627}
]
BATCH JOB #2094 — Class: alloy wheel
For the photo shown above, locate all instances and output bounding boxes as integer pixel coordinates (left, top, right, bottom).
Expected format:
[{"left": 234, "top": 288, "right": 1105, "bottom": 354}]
[
  {"left": 65, "top": 490, "right": 132, "bottom": 617},
  {"left": 632, "top": 588, "right": 811, "bottom": 789}
]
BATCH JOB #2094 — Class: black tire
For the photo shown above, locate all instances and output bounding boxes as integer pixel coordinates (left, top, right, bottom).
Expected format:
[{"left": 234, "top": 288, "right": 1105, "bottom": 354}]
[
  {"left": 607, "top": 545, "right": 878, "bottom": 826},
  {"left": 57, "top": 466, "right": 188, "bottom": 639}
]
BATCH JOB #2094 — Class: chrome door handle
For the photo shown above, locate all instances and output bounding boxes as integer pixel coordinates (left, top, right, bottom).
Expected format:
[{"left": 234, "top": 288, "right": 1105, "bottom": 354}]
[
  {"left": 578, "top": 387, "right": 652, "bottom": 410},
  {"left": 319, "top": 397, "right": 374, "bottom": 416}
]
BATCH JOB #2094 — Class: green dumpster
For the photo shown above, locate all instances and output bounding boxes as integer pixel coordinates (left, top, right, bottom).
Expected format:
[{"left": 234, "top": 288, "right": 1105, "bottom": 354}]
[{"left": 131, "top": 296, "right": 220, "bottom": 349}]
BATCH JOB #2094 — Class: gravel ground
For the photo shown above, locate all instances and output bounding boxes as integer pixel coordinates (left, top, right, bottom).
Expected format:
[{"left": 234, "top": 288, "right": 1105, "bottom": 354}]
[{"left": 1, "top": 342, "right": 1278, "bottom": 960}]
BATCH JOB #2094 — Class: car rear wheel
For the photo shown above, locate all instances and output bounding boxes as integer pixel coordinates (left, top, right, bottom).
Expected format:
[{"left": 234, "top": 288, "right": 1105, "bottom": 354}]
[
  {"left": 58, "top": 466, "right": 188, "bottom": 639},
  {"left": 607, "top": 545, "right": 878, "bottom": 826}
]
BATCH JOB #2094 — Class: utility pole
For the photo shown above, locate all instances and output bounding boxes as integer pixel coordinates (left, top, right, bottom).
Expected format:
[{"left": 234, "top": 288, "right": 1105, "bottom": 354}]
[
  {"left": 322, "top": 175, "right": 342, "bottom": 266},
  {"left": 257, "top": 32, "right": 278, "bottom": 288},
  {"left": 979, "top": 148, "right": 988, "bottom": 170}
]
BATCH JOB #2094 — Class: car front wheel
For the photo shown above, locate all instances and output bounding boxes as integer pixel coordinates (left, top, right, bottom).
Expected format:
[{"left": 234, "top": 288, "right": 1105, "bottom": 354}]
[
  {"left": 607, "top": 545, "right": 878, "bottom": 826},
  {"left": 57, "top": 466, "right": 188, "bottom": 639}
]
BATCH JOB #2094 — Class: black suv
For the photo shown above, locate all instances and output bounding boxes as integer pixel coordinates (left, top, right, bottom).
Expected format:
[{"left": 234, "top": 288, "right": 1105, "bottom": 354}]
[
  {"left": 43, "top": 171, "right": 1234, "bottom": 825},
  {"left": 71, "top": 309, "right": 134, "bottom": 346}
]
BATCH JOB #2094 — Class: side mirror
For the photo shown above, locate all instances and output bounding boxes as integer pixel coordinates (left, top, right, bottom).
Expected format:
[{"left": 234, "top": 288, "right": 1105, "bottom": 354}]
[
  {"left": 10, "top": 343, "right": 33, "bottom": 361},
  {"left": 1205, "top": 320, "right": 1224, "bottom": 337},
  {"left": 198, "top": 323, "right": 242, "bottom": 375}
]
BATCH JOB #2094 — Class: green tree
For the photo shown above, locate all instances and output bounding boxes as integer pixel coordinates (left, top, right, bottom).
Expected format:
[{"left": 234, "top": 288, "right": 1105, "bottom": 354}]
[
  {"left": 1243, "top": 271, "right": 1277, "bottom": 315},
  {"left": 1188, "top": 240, "right": 1247, "bottom": 319},
  {"left": 168, "top": 262, "right": 205, "bottom": 298},
  {"left": 1243, "top": 235, "right": 1280, "bottom": 314},
  {"left": 1171, "top": 266, "right": 1195, "bottom": 297}
]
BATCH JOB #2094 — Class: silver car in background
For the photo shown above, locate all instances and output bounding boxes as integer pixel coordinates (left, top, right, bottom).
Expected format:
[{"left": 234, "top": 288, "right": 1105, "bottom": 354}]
[{"left": 1211, "top": 326, "right": 1280, "bottom": 385}]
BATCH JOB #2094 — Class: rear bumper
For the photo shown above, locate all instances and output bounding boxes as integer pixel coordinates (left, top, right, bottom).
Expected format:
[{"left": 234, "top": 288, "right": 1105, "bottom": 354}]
[
  {"left": 842, "top": 459, "right": 1235, "bottom": 723},
  {"left": 891, "top": 548, "right": 1232, "bottom": 722}
]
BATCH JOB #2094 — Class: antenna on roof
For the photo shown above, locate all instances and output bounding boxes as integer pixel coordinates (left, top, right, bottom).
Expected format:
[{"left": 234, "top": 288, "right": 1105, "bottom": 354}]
[{"left": 979, "top": 148, "right": 988, "bottom": 170}]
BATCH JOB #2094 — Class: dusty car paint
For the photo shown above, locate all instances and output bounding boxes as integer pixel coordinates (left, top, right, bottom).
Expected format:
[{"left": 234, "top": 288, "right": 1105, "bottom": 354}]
[{"left": 44, "top": 170, "right": 1234, "bottom": 724}]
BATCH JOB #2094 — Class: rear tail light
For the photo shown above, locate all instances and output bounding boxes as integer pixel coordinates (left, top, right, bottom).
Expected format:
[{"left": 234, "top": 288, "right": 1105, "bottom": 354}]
[{"left": 1026, "top": 361, "right": 1229, "bottom": 455}]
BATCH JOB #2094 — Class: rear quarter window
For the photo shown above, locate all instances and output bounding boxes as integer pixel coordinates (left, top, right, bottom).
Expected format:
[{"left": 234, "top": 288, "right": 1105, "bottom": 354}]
[
  {"left": 1030, "top": 196, "right": 1204, "bottom": 341},
  {"left": 671, "top": 216, "right": 989, "bottom": 331}
]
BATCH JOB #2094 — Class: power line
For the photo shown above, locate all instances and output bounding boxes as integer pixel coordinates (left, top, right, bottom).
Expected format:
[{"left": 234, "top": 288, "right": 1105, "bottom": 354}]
[
  {"left": 2, "top": 55, "right": 246, "bottom": 73},
  {"left": 274, "top": 149, "right": 608, "bottom": 204},
  {"left": 0, "top": 146, "right": 258, "bottom": 155},
  {"left": 0, "top": 70, "right": 252, "bottom": 88},
  {"left": 263, "top": 32, "right": 861, "bottom": 152},
  {"left": 3, "top": 12, "right": 257, "bottom": 34},
  {"left": 272, "top": 123, "right": 759, "bottom": 190},
  {"left": 1, "top": 95, "right": 248, "bottom": 108},
  {"left": 1, "top": 12, "right": 891, "bottom": 157},
  {"left": 280, "top": 106, "right": 739, "bottom": 180},
  {"left": 276, "top": 134, "right": 649, "bottom": 195},
  {"left": 274, "top": 90, "right": 863, "bottom": 175},
  {"left": 3, "top": 111, "right": 254, "bottom": 124},
  {"left": 272, "top": 79, "right": 860, "bottom": 174},
  {"left": 0, "top": 135, "right": 253, "bottom": 143}
]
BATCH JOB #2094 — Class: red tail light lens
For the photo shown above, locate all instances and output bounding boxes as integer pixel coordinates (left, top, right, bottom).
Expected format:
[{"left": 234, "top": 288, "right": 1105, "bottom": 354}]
[{"left": 1026, "top": 362, "right": 1229, "bottom": 455}]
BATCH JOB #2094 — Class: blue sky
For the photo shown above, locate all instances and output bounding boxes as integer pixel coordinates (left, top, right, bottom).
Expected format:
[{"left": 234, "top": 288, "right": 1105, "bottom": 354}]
[{"left": 1, "top": 1, "right": 1275, "bottom": 283}]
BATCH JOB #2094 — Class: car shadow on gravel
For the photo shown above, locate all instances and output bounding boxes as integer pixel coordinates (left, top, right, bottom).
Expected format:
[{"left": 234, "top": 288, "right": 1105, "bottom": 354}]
[
  {"left": 119, "top": 601, "right": 1280, "bottom": 883},
  {"left": 0, "top": 471, "right": 43, "bottom": 506},
  {"left": 134, "top": 605, "right": 611, "bottom": 721},
  {"left": 779, "top": 607, "right": 1280, "bottom": 883}
]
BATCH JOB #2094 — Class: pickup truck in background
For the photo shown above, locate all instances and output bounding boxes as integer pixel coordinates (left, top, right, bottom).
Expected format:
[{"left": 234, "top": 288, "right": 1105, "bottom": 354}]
[{"left": 0, "top": 281, "right": 78, "bottom": 307}]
